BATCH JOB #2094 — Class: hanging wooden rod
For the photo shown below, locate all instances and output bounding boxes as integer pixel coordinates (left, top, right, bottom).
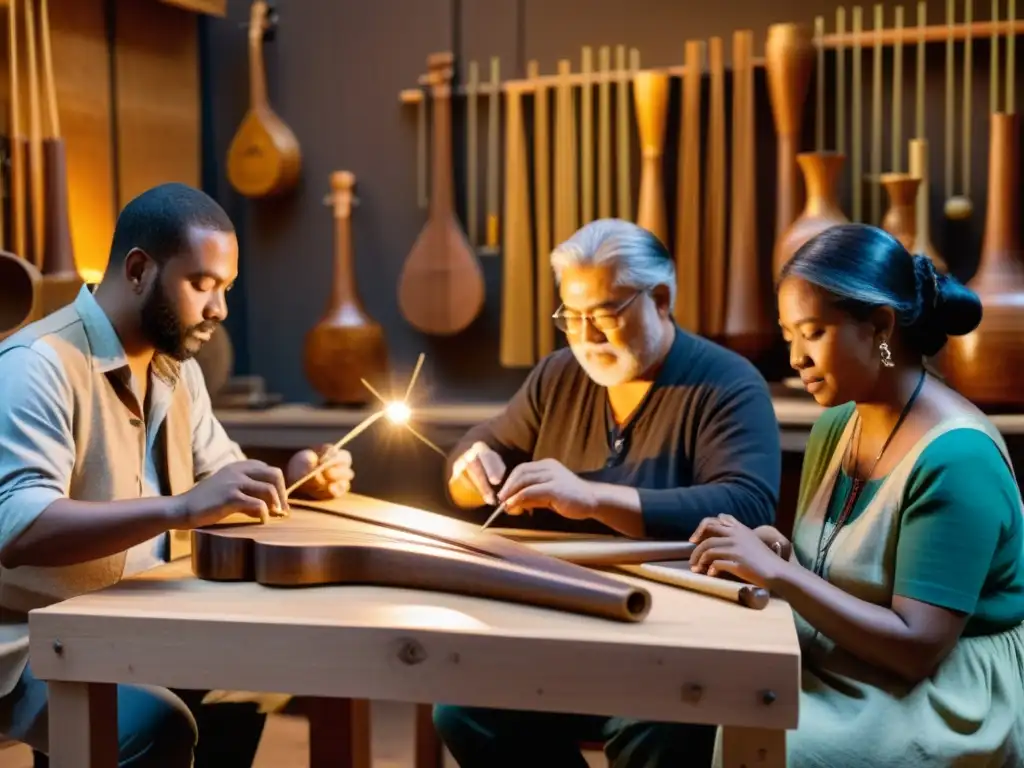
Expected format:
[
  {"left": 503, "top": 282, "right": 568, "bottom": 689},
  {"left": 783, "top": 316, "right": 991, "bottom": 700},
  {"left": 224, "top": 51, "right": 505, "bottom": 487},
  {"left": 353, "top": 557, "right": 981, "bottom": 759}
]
[
  {"left": 823, "top": 19, "right": 1023, "bottom": 47},
  {"left": 399, "top": 51, "right": 766, "bottom": 104}
]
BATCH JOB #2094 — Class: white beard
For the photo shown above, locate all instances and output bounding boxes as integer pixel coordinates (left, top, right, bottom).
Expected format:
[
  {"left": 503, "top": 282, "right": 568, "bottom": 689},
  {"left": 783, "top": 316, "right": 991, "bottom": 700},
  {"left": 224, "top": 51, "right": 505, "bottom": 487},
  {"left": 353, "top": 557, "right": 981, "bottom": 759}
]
[{"left": 570, "top": 306, "right": 664, "bottom": 387}]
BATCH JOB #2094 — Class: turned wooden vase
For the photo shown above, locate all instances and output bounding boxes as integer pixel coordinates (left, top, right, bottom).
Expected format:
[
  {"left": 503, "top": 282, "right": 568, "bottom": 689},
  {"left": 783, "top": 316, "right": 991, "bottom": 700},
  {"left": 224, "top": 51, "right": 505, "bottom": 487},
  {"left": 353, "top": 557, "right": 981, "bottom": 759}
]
[
  {"left": 303, "top": 171, "right": 389, "bottom": 406},
  {"left": 941, "top": 113, "right": 1024, "bottom": 407},
  {"left": 773, "top": 151, "right": 848, "bottom": 273},
  {"left": 880, "top": 173, "right": 920, "bottom": 252}
]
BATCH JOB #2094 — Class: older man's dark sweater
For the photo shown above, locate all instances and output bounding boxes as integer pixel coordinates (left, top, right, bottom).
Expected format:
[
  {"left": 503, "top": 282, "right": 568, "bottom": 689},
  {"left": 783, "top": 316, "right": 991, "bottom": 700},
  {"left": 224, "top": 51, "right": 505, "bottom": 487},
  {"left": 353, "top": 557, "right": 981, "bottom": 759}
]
[{"left": 447, "top": 326, "right": 782, "bottom": 539}]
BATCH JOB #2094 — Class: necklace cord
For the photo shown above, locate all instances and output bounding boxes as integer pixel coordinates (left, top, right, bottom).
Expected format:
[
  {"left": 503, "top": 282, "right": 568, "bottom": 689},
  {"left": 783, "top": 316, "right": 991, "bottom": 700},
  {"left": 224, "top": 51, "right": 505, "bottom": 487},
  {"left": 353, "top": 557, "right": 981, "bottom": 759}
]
[{"left": 812, "top": 369, "right": 928, "bottom": 576}]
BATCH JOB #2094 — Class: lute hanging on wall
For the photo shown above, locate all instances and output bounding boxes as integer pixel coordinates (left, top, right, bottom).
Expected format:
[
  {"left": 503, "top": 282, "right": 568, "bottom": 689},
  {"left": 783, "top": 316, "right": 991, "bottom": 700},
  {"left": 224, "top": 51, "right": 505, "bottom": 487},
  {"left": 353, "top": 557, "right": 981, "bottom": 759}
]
[
  {"left": 226, "top": 0, "right": 301, "bottom": 198},
  {"left": 397, "top": 52, "right": 485, "bottom": 336}
]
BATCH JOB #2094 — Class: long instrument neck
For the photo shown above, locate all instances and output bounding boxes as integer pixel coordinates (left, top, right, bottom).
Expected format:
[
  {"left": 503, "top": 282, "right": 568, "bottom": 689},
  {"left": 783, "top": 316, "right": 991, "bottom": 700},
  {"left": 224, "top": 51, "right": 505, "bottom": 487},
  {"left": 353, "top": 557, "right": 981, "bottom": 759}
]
[
  {"left": 248, "top": 29, "right": 267, "bottom": 110},
  {"left": 430, "top": 83, "right": 454, "bottom": 214},
  {"left": 330, "top": 205, "right": 358, "bottom": 309}
]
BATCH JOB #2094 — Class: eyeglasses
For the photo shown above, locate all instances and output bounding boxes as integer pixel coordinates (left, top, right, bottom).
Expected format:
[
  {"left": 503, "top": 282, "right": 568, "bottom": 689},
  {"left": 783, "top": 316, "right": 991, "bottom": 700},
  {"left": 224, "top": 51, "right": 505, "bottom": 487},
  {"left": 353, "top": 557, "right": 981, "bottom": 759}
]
[{"left": 552, "top": 292, "right": 644, "bottom": 335}]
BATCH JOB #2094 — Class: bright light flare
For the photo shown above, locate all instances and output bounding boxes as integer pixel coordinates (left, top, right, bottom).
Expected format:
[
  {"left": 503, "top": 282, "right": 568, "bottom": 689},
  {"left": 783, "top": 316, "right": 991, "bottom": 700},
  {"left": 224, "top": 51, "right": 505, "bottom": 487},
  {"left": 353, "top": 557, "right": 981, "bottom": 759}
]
[{"left": 385, "top": 401, "right": 412, "bottom": 424}]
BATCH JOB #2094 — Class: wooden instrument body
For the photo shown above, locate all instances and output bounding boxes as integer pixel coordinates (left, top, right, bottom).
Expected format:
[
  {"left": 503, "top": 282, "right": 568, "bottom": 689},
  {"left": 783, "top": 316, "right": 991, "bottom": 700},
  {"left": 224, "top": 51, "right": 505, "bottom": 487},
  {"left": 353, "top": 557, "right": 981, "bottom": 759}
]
[
  {"left": 398, "top": 54, "right": 485, "bottom": 336},
  {"left": 191, "top": 497, "right": 657, "bottom": 622},
  {"left": 227, "top": 108, "right": 302, "bottom": 198},
  {"left": 226, "top": 0, "right": 301, "bottom": 198},
  {"left": 941, "top": 113, "right": 1024, "bottom": 406},
  {"left": 0, "top": 250, "right": 42, "bottom": 341},
  {"left": 304, "top": 171, "right": 389, "bottom": 405}
]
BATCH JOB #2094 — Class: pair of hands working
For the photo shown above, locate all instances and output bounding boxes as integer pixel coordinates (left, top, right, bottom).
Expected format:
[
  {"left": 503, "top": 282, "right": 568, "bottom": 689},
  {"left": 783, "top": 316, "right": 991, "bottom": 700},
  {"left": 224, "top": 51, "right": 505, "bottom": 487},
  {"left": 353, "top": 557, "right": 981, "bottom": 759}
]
[
  {"left": 450, "top": 441, "right": 598, "bottom": 521},
  {"left": 452, "top": 441, "right": 794, "bottom": 588},
  {"left": 175, "top": 444, "right": 354, "bottom": 529}
]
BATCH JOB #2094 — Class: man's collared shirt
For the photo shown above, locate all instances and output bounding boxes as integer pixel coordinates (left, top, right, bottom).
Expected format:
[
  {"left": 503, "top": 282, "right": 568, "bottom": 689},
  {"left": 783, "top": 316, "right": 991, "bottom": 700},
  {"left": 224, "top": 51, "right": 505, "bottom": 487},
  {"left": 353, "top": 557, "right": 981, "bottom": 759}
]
[{"left": 0, "top": 285, "right": 244, "bottom": 574}]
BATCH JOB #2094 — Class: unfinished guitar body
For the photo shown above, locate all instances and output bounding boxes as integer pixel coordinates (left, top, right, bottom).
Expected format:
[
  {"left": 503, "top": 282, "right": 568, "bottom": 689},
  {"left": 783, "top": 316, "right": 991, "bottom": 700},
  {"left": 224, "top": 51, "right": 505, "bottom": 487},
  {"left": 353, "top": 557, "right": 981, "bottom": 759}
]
[
  {"left": 227, "top": 1, "right": 301, "bottom": 198},
  {"left": 398, "top": 214, "right": 485, "bottom": 335},
  {"left": 227, "top": 108, "right": 301, "bottom": 198},
  {"left": 191, "top": 496, "right": 656, "bottom": 623}
]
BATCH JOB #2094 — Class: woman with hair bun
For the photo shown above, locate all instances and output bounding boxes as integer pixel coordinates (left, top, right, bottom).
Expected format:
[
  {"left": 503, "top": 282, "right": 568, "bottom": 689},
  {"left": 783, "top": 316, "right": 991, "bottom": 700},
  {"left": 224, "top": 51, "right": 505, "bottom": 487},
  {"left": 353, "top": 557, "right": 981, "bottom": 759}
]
[{"left": 689, "top": 224, "right": 1024, "bottom": 766}]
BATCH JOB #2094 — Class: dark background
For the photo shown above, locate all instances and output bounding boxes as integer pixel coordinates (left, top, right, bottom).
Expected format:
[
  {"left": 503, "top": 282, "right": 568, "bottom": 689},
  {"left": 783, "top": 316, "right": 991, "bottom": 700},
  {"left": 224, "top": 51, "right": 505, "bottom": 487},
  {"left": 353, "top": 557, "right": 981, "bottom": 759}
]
[{"left": 199, "top": 0, "right": 1017, "bottom": 406}]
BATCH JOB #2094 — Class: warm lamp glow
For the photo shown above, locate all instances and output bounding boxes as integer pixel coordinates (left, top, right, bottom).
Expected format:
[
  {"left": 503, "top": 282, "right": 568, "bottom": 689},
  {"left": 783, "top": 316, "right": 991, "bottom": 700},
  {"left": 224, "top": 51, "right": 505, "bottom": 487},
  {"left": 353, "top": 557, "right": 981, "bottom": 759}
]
[{"left": 385, "top": 401, "right": 412, "bottom": 424}]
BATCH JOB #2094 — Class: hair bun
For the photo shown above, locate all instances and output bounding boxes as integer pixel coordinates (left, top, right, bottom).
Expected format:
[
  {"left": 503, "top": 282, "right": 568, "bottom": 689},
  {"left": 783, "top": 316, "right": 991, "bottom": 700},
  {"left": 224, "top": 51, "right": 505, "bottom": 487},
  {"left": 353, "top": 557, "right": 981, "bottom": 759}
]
[{"left": 910, "top": 255, "right": 982, "bottom": 355}]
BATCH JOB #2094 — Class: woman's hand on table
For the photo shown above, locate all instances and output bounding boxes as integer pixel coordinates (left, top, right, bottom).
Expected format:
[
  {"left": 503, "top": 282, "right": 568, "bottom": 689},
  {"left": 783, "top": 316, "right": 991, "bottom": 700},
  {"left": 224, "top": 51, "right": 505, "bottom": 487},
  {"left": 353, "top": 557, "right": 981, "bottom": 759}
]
[{"left": 688, "top": 514, "right": 793, "bottom": 589}]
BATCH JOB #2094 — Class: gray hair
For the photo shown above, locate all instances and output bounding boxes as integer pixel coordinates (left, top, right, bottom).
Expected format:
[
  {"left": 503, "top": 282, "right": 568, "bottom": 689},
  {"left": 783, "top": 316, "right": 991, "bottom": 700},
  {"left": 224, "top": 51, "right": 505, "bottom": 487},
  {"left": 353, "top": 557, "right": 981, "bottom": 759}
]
[{"left": 549, "top": 219, "right": 676, "bottom": 310}]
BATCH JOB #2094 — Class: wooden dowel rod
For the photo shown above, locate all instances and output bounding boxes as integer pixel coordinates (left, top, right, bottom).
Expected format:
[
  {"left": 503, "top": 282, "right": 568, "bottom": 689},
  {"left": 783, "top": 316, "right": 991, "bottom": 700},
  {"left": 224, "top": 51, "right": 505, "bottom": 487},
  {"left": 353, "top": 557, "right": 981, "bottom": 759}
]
[
  {"left": 398, "top": 59, "right": 769, "bottom": 104},
  {"left": 916, "top": 2, "right": 926, "bottom": 137},
  {"left": 892, "top": 5, "right": 904, "bottom": 172},
  {"left": 580, "top": 46, "right": 594, "bottom": 224},
  {"left": 837, "top": 7, "right": 846, "bottom": 154},
  {"left": 466, "top": 61, "right": 478, "bottom": 239},
  {"left": 613, "top": 564, "right": 770, "bottom": 610},
  {"left": 992, "top": 0, "right": 1001, "bottom": 114},
  {"left": 852, "top": 5, "right": 863, "bottom": 222},
  {"left": 815, "top": 15, "right": 825, "bottom": 152},
  {"left": 871, "top": 4, "right": 883, "bottom": 224},
  {"left": 597, "top": 46, "right": 612, "bottom": 218},
  {"left": 822, "top": 17, "right": 1024, "bottom": 45},
  {"left": 964, "top": 0, "right": 973, "bottom": 190},
  {"left": 1009, "top": 0, "right": 1017, "bottom": 114}
]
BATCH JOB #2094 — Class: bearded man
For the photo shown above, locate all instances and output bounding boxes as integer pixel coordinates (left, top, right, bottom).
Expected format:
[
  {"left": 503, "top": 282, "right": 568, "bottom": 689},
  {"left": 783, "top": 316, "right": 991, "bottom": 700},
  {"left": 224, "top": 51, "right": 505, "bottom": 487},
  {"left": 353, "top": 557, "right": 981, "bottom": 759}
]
[
  {"left": 435, "top": 218, "right": 782, "bottom": 768},
  {"left": 0, "top": 183, "right": 353, "bottom": 766}
]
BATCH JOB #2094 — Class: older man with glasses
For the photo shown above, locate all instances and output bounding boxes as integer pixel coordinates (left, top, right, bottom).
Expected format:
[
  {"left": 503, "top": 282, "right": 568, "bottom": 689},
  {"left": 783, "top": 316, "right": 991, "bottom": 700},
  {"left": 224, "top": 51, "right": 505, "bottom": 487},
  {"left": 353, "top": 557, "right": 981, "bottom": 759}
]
[{"left": 435, "top": 218, "right": 782, "bottom": 768}]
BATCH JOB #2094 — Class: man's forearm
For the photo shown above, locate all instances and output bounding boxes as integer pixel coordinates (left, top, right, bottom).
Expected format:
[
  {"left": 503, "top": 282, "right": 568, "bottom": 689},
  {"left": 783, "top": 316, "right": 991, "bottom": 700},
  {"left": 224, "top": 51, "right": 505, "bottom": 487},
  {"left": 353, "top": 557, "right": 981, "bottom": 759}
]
[
  {"left": 0, "top": 496, "right": 180, "bottom": 568},
  {"left": 589, "top": 483, "right": 645, "bottom": 538}
]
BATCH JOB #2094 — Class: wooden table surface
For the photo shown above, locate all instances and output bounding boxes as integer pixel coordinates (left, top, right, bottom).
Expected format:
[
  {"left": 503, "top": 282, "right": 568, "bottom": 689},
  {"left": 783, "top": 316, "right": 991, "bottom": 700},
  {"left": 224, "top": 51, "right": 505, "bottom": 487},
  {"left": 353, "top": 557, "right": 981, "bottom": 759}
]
[{"left": 28, "top": 539, "right": 801, "bottom": 766}]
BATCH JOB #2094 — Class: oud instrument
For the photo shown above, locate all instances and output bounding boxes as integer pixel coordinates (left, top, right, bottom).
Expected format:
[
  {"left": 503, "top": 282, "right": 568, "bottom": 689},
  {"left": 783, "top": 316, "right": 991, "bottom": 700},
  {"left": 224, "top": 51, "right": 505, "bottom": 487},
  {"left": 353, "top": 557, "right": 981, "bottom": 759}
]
[{"left": 226, "top": 0, "right": 301, "bottom": 198}]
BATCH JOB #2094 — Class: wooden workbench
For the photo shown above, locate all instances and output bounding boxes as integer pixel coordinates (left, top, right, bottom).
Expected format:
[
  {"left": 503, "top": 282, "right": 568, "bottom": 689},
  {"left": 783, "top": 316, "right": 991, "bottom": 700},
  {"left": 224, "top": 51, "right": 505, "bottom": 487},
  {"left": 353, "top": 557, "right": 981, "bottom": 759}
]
[{"left": 27, "top": 526, "right": 801, "bottom": 767}]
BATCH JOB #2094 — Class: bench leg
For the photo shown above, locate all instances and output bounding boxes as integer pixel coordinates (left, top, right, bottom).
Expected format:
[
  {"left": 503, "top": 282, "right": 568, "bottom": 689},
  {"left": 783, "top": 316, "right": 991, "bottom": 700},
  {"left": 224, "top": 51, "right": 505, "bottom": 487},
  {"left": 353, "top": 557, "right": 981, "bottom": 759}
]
[
  {"left": 48, "top": 681, "right": 117, "bottom": 768},
  {"left": 306, "top": 697, "right": 370, "bottom": 768},
  {"left": 720, "top": 726, "right": 786, "bottom": 768}
]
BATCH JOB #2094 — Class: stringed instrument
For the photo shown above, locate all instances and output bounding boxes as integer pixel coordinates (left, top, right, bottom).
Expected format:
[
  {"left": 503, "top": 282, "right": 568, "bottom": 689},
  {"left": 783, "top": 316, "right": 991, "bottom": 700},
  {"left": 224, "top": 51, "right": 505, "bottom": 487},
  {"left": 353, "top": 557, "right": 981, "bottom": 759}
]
[
  {"left": 226, "top": 0, "right": 301, "bottom": 198},
  {"left": 192, "top": 498, "right": 653, "bottom": 623},
  {"left": 397, "top": 53, "right": 485, "bottom": 336},
  {"left": 303, "top": 171, "right": 390, "bottom": 405}
]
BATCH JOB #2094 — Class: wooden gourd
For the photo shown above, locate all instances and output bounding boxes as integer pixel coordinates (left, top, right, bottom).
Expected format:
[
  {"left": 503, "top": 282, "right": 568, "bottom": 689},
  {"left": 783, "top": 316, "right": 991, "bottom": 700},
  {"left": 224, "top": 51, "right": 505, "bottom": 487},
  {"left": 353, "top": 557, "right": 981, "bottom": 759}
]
[
  {"left": 774, "top": 151, "right": 848, "bottom": 265},
  {"left": 303, "top": 171, "right": 389, "bottom": 406},
  {"left": 941, "top": 113, "right": 1024, "bottom": 407},
  {"left": 766, "top": 23, "right": 816, "bottom": 279},
  {"left": 879, "top": 172, "right": 920, "bottom": 251},
  {"left": 226, "top": 0, "right": 301, "bottom": 199},
  {"left": 397, "top": 53, "right": 485, "bottom": 336}
]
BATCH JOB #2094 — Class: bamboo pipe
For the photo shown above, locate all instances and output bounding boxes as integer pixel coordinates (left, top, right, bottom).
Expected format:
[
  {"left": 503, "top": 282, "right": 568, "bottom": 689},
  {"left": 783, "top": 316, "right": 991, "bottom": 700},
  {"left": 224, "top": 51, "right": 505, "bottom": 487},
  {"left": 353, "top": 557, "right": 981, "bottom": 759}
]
[
  {"left": 852, "top": 6, "right": 863, "bottom": 222},
  {"left": 465, "top": 61, "right": 478, "bottom": 239},
  {"left": 597, "top": 46, "right": 612, "bottom": 218},
  {"left": 24, "top": 0, "right": 44, "bottom": 269},
  {"left": 529, "top": 60, "right": 555, "bottom": 360},
  {"left": 580, "top": 46, "right": 594, "bottom": 224},
  {"left": 892, "top": 5, "right": 904, "bottom": 172},
  {"left": 871, "top": 4, "right": 884, "bottom": 224},
  {"left": 837, "top": 7, "right": 846, "bottom": 154},
  {"left": 485, "top": 57, "right": 500, "bottom": 250}
]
